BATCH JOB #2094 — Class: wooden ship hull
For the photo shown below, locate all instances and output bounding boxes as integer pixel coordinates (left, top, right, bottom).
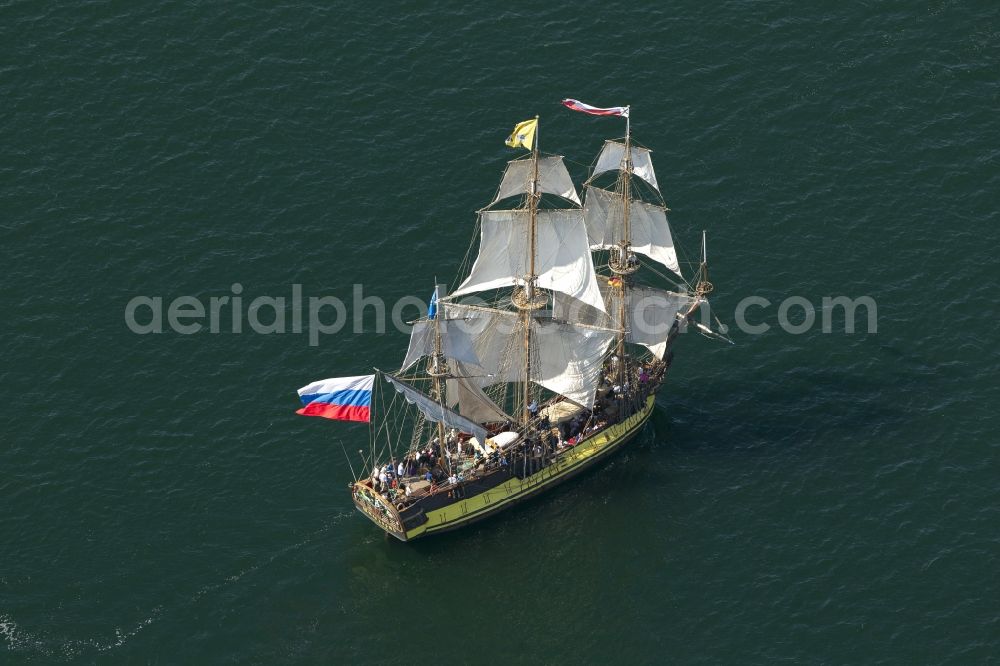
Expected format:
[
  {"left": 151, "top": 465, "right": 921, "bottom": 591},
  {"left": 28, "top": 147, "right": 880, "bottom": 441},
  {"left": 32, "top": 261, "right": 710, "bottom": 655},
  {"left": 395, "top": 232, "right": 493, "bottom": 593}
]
[{"left": 351, "top": 392, "right": 656, "bottom": 541}]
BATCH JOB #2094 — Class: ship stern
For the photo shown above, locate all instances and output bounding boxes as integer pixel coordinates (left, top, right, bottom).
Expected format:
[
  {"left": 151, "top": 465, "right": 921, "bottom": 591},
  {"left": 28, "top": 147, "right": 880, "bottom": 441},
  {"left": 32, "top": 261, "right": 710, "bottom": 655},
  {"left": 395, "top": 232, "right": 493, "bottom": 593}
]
[{"left": 350, "top": 482, "right": 408, "bottom": 541}]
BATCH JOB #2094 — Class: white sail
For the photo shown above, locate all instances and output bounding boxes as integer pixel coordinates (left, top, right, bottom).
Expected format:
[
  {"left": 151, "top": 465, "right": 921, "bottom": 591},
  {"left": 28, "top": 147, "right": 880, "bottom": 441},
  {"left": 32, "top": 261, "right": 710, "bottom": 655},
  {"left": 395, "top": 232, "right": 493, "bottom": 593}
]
[
  {"left": 442, "top": 303, "right": 519, "bottom": 388},
  {"left": 400, "top": 312, "right": 512, "bottom": 423},
  {"left": 627, "top": 287, "right": 697, "bottom": 359},
  {"left": 446, "top": 359, "right": 512, "bottom": 424},
  {"left": 493, "top": 156, "right": 581, "bottom": 205},
  {"left": 553, "top": 283, "right": 696, "bottom": 360},
  {"left": 533, "top": 320, "right": 615, "bottom": 407},
  {"left": 451, "top": 210, "right": 607, "bottom": 313},
  {"left": 583, "top": 186, "right": 681, "bottom": 277},
  {"left": 445, "top": 303, "right": 614, "bottom": 408},
  {"left": 399, "top": 319, "right": 482, "bottom": 372},
  {"left": 592, "top": 141, "right": 659, "bottom": 191},
  {"left": 385, "top": 374, "right": 488, "bottom": 442},
  {"left": 551, "top": 279, "right": 612, "bottom": 327}
]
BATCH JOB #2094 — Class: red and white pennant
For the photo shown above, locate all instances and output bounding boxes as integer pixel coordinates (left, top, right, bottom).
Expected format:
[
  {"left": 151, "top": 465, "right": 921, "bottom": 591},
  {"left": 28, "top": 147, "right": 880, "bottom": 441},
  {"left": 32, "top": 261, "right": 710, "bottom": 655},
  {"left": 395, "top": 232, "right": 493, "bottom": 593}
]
[{"left": 561, "top": 98, "right": 629, "bottom": 118}]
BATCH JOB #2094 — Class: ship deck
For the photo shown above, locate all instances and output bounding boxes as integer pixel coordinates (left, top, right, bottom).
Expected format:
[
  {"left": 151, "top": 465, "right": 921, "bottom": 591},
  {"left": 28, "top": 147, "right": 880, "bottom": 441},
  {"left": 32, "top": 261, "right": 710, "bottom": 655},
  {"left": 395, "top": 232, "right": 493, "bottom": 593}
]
[{"left": 351, "top": 393, "right": 657, "bottom": 541}]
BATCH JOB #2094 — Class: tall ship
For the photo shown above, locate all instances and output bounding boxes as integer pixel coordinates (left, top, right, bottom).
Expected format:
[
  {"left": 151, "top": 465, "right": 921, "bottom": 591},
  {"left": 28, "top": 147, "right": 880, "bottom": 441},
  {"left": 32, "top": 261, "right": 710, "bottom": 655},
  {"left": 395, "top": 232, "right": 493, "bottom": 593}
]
[{"left": 296, "top": 99, "right": 726, "bottom": 541}]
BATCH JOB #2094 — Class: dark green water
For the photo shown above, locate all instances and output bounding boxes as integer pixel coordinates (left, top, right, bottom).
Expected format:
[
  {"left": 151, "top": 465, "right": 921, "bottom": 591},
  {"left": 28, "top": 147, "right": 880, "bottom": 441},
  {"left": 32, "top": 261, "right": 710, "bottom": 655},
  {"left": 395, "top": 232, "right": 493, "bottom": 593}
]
[{"left": 2, "top": 1, "right": 998, "bottom": 662}]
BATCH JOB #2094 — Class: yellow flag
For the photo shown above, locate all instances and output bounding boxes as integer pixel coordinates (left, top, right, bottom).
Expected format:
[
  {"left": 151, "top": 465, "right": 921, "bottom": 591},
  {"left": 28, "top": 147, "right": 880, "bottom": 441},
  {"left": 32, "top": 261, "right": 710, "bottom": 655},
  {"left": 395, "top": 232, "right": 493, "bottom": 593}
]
[{"left": 505, "top": 118, "right": 537, "bottom": 150}]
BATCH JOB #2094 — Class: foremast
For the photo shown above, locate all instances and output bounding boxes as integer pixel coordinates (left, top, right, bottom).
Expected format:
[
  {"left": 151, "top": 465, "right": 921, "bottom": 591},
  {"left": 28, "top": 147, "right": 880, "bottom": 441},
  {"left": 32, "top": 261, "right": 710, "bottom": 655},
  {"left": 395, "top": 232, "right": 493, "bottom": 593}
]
[
  {"left": 576, "top": 101, "right": 705, "bottom": 394},
  {"left": 610, "top": 111, "right": 637, "bottom": 411}
]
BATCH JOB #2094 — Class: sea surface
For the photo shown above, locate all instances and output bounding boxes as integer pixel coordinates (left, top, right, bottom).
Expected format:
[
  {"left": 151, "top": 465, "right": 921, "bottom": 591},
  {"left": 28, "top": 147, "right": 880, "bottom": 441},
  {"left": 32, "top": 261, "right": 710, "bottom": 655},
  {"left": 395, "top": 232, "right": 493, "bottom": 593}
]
[{"left": 2, "top": 1, "right": 998, "bottom": 663}]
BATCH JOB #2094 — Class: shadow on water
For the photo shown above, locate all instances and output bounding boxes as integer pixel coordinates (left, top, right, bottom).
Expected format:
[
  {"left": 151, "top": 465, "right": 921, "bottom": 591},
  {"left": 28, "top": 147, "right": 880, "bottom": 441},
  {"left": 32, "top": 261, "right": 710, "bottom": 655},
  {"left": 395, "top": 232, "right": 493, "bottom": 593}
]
[{"left": 650, "top": 359, "right": 947, "bottom": 459}]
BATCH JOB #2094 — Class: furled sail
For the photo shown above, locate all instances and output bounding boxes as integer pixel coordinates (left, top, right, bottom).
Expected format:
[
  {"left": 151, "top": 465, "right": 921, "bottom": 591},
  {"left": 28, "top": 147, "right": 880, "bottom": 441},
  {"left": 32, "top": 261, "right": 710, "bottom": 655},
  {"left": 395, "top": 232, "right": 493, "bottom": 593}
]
[
  {"left": 592, "top": 141, "right": 659, "bottom": 191},
  {"left": 553, "top": 283, "right": 697, "bottom": 360},
  {"left": 445, "top": 303, "right": 614, "bottom": 408},
  {"left": 493, "top": 156, "right": 581, "bottom": 205},
  {"left": 384, "top": 374, "right": 488, "bottom": 442},
  {"left": 400, "top": 319, "right": 482, "bottom": 371},
  {"left": 583, "top": 186, "right": 681, "bottom": 277},
  {"left": 451, "top": 210, "right": 607, "bottom": 313}
]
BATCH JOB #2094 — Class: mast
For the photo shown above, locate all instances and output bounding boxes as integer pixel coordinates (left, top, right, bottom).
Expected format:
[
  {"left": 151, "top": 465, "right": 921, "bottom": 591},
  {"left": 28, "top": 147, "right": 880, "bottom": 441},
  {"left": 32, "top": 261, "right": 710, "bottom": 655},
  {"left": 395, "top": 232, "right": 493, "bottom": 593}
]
[
  {"left": 522, "top": 115, "right": 540, "bottom": 427},
  {"left": 612, "top": 107, "right": 635, "bottom": 412},
  {"left": 623, "top": 112, "right": 632, "bottom": 248},
  {"left": 690, "top": 229, "right": 713, "bottom": 316},
  {"left": 451, "top": 115, "right": 607, "bottom": 423},
  {"left": 698, "top": 230, "right": 712, "bottom": 294},
  {"left": 428, "top": 285, "right": 449, "bottom": 473}
]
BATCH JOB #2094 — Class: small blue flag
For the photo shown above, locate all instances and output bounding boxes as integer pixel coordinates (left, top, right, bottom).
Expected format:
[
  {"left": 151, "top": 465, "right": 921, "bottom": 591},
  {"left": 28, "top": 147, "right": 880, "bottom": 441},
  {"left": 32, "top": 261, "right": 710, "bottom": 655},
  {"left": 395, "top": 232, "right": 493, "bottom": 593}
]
[{"left": 428, "top": 286, "right": 439, "bottom": 320}]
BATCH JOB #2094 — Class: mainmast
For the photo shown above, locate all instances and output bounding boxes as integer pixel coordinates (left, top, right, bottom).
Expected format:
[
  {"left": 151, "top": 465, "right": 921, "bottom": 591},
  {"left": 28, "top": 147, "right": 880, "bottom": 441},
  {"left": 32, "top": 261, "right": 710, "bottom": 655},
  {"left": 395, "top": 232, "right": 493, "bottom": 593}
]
[
  {"left": 521, "top": 115, "right": 541, "bottom": 427},
  {"left": 450, "top": 113, "right": 607, "bottom": 423}
]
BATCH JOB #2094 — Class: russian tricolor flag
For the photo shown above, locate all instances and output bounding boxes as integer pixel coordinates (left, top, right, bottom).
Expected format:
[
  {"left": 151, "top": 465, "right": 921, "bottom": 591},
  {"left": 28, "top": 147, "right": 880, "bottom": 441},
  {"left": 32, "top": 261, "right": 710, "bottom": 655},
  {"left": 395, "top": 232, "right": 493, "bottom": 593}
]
[{"left": 296, "top": 374, "right": 374, "bottom": 422}]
